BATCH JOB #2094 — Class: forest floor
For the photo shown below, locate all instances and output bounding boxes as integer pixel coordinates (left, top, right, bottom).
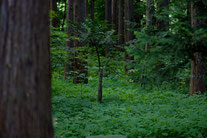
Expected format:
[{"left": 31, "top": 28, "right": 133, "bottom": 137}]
[{"left": 52, "top": 75, "right": 207, "bottom": 138}]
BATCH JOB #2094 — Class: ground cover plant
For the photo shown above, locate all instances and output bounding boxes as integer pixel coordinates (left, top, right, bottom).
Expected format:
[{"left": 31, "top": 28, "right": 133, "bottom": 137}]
[{"left": 52, "top": 75, "right": 207, "bottom": 138}]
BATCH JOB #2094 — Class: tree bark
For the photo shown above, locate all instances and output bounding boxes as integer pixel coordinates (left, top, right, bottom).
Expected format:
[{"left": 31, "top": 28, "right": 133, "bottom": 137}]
[
  {"left": 118, "top": 0, "right": 124, "bottom": 45},
  {"left": 124, "top": 0, "right": 134, "bottom": 73},
  {"left": 105, "top": 0, "right": 112, "bottom": 56},
  {"left": 189, "top": 0, "right": 206, "bottom": 95},
  {"left": 50, "top": 0, "right": 58, "bottom": 27},
  {"left": 156, "top": 0, "right": 169, "bottom": 31},
  {"left": 64, "top": 0, "right": 74, "bottom": 79},
  {"left": 90, "top": 0, "right": 95, "bottom": 20},
  {"left": 0, "top": 0, "right": 53, "bottom": 137},
  {"left": 98, "top": 69, "right": 103, "bottom": 103},
  {"left": 73, "top": 0, "right": 88, "bottom": 84},
  {"left": 145, "top": 0, "right": 154, "bottom": 50},
  {"left": 112, "top": 0, "right": 118, "bottom": 31}
]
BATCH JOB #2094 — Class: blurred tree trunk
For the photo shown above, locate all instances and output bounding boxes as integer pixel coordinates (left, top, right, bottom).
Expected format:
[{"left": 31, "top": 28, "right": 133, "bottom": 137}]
[
  {"left": 50, "top": 0, "right": 58, "bottom": 27},
  {"left": 90, "top": 0, "right": 95, "bottom": 20},
  {"left": 64, "top": 0, "right": 74, "bottom": 79},
  {"left": 136, "top": 0, "right": 143, "bottom": 29},
  {"left": 112, "top": 0, "right": 118, "bottom": 31},
  {"left": 118, "top": 0, "right": 124, "bottom": 45},
  {"left": 0, "top": 0, "right": 53, "bottom": 137},
  {"left": 105, "top": 0, "right": 112, "bottom": 56},
  {"left": 156, "top": 0, "right": 169, "bottom": 31},
  {"left": 124, "top": 0, "right": 134, "bottom": 73},
  {"left": 189, "top": 1, "right": 206, "bottom": 95},
  {"left": 73, "top": 0, "right": 88, "bottom": 84},
  {"left": 145, "top": 0, "right": 154, "bottom": 50}
]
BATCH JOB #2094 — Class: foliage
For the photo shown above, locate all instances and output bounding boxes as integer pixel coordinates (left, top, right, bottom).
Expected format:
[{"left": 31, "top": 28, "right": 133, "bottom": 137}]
[{"left": 52, "top": 75, "right": 207, "bottom": 138}]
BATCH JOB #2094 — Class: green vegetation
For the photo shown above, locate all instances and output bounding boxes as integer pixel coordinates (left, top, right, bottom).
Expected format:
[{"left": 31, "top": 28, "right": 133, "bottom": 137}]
[{"left": 52, "top": 75, "right": 207, "bottom": 138}]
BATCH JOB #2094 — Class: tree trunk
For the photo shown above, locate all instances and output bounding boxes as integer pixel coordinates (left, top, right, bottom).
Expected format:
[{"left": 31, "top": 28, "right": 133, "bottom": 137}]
[
  {"left": 98, "top": 69, "right": 103, "bottom": 103},
  {"left": 136, "top": 0, "right": 143, "bottom": 29},
  {"left": 73, "top": 0, "right": 88, "bottom": 84},
  {"left": 118, "top": 0, "right": 124, "bottom": 45},
  {"left": 90, "top": 0, "right": 95, "bottom": 20},
  {"left": 64, "top": 0, "right": 74, "bottom": 79},
  {"left": 124, "top": 0, "right": 134, "bottom": 73},
  {"left": 50, "top": 0, "right": 58, "bottom": 27},
  {"left": 156, "top": 0, "right": 169, "bottom": 31},
  {"left": 112, "top": 0, "right": 118, "bottom": 31},
  {"left": 189, "top": 0, "right": 206, "bottom": 95},
  {"left": 105, "top": 0, "right": 112, "bottom": 56},
  {"left": 0, "top": 0, "right": 53, "bottom": 137},
  {"left": 145, "top": 0, "right": 153, "bottom": 50},
  {"left": 61, "top": 0, "right": 67, "bottom": 31}
]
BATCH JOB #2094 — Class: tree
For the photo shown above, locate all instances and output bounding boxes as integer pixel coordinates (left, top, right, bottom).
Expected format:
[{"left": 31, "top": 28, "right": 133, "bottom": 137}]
[
  {"left": 145, "top": 0, "right": 154, "bottom": 50},
  {"left": 118, "top": 0, "right": 124, "bottom": 45},
  {"left": 64, "top": 0, "right": 74, "bottom": 79},
  {"left": 189, "top": 0, "right": 206, "bottom": 95},
  {"left": 105, "top": 0, "right": 112, "bottom": 56},
  {"left": 112, "top": 0, "right": 118, "bottom": 31},
  {"left": 90, "top": 0, "right": 95, "bottom": 20},
  {"left": 156, "top": 0, "right": 169, "bottom": 31},
  {"left": 0, "top": 0, "right": 53, "bottom": 137},
  {"left": 124, "top": 0, "right": 134, "bottom": 72},
  {"left": 50, "top": 0, "right": 58, "bottom": 27},
  {"left": 73, "top": 0, "right": 88, "bottom": 84}
]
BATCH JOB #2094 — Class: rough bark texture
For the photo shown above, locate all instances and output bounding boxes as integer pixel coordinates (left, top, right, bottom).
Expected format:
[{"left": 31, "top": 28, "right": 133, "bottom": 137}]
[
  {"left": 98, "top": 69, "right": 103, "bottom": 103},
  {"left": 90, "top": 0, "right": 95, "bottom": 20},
  {"left": 189, "top": 1, "right": 206, "bottom": 95},
  {"left": 73, "top": 0, "right": 88, "bottom": 84},
  {"left": 64, "top": 0, "right": 74, "bottom": 79},
  {"left": 118, "top": 0, "right": 124, "bottom": 45},
  {"left": 124, "top": 0, "right": 134, "bottom": 73},
  {"left": 0, "top": 0, "right": 53, "bottom": 137},
  {"left": 50, "top": 0, "right": 58, "bottom": 27},
  {"left": 156, "top": 0, "right": 169, "bottom": 31},
  {"left": 145, "top": 0, "right": 154, "bottom": 50}
]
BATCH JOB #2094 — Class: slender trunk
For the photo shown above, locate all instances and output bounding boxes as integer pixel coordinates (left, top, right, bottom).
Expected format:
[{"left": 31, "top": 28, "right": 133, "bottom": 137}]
[
  {"left": 118, "top": 0, "right": 124, "bottom": 45},
  {"left": 124, "top": 0, "right": 134, "bottom": 73},
  {"left": 112, "top": 0, "right": 118, "bottom": 31},
  {"left": 189, "top": 0, "right": 206, "bottom": 95},
  {"left": 98, "top": 69, "right": 103, "bottom": 103},
  {"left": 136, "top": 0, "right": 143, "bottom": 29},
  {"left": 105, "top": 0, "right": 112, "bottom": 56},
  {"left": 90, "top": 0, "right": 95, "bottom": 20},
  {"left": 145, "top": 0, "right": 153, "bottom": 50},
  {"left": 50, "top": 0, "right": 58, "bottom": 27},
  {"left": 0, "top": 0, "right": 53, "bottom": 137}
]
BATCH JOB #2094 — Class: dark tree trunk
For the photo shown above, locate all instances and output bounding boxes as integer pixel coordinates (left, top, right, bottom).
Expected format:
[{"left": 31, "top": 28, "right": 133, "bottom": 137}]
[
  {"left": 90, "top": 0, "right": 95, "bottom": 20},
  {"left": 145, "top": 0, "right": 154, "bottom": 50},
  {"left": 50, "top": 0, "right": 58, "bottom": 27},
  {"left": 73, "top": 0, "right": 88, "bottom": 84},
  {"left": 98, "top": 69, "right": 103, "bottom": 103},
  {"left": 0, "top": 0, "right": 53, "bottom": 137},
  {"left": 124, "top": 0, "right": 134, "bottom": 73},
  {"left": 136, "top": 0, "right": 143, "bottom": 29},
  {"left": 189, "top": 0, "right": 206, "bottom": 95},
  {"left": 156, "top": 0, "right": 169, "bottom": 31},
  {"left": 105, "top": 0, "right": 112, "bottom": 56},
  {"left": 64, "top": 0, "right": 74, "bottom": 79},
  {"left": 118, "top": 0, "right": 124, "bottom": 45},
  {"left": 112, "top": 0, "right": 118, "bottom": 31}
]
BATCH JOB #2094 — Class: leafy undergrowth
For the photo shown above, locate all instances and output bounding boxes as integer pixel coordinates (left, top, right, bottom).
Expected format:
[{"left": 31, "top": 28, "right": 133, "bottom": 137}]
[{"left": 52, "top": 76, "right": 207, "bottom": 138}]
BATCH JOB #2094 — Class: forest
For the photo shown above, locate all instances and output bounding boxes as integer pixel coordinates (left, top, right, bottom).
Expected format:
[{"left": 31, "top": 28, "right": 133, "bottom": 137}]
[{"left": 0, "top": 0, "right": 207, "bottom": 137}]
